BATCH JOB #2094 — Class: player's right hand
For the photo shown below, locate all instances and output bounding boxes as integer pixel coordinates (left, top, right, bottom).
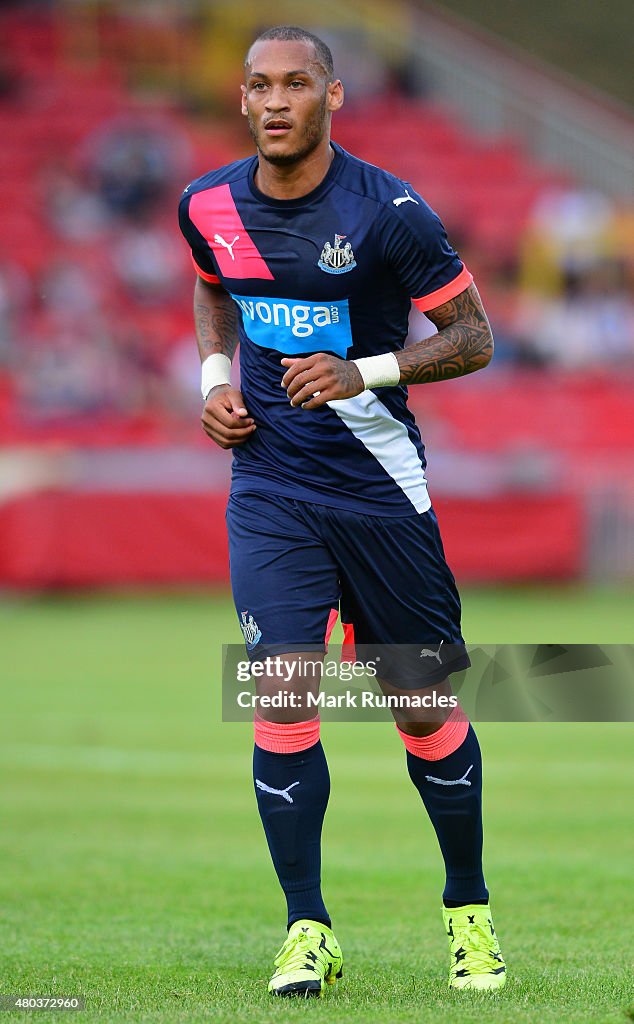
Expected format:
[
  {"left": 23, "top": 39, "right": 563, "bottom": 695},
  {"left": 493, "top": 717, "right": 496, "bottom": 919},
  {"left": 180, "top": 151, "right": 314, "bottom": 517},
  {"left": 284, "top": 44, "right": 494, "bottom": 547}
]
[{"left": 201, "top": 385, "right": 256, "bottom": 449}]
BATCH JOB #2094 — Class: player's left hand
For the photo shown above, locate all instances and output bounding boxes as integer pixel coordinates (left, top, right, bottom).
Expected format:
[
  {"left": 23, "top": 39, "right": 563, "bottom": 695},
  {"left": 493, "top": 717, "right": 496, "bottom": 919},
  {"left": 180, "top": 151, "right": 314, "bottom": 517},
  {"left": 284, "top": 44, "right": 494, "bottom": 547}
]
[{"left": 281, "top": 354, "right": 364, "bottom": 409}]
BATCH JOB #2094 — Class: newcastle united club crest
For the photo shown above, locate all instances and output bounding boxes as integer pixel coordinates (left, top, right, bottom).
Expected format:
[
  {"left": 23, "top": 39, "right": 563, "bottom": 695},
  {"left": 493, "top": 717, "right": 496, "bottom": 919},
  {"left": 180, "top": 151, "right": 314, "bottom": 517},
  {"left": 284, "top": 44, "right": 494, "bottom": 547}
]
[
  {"left": 240, "top": 610, "right": 262, "bottom": 649},
  {"left": 318, "top": 233, "right": 357, "bottom": 275}
]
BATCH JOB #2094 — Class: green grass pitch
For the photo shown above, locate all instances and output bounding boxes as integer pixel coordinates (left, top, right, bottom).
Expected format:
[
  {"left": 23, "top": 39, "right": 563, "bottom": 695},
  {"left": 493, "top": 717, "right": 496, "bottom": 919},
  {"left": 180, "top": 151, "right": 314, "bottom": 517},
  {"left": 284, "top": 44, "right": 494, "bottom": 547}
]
[{"left": 1, "top": 586, "right": 633, "bottom": 1023}]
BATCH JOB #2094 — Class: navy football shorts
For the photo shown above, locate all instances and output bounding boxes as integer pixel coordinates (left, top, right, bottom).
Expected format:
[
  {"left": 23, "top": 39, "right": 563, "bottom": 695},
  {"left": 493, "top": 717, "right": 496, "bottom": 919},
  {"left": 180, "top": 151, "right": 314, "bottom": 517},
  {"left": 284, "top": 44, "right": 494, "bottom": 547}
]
[{"left": 226, "top": 492, "right": 470, "bottom": 686}]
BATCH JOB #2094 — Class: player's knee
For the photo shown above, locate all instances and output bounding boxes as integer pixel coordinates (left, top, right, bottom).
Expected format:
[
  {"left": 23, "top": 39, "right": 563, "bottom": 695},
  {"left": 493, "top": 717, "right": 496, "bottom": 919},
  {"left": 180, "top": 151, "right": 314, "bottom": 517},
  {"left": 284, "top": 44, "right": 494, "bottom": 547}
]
[
  {"left": 396, "top": 720, "right": 446, "bottom": 738},
  {"left": 396, "top": 706, "right": 470, "bottom": 759}
]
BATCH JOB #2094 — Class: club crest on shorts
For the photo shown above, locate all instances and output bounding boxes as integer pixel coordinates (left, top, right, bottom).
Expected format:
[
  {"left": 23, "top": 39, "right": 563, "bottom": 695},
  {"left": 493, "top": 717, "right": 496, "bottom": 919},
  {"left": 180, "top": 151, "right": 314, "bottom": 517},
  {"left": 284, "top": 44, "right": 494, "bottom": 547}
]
[
  {"left": 240, "top": 610, "right": 262, "bottom": 648},
  {"left": 318, "top": 233, "right": 356, "bottom": 274}
]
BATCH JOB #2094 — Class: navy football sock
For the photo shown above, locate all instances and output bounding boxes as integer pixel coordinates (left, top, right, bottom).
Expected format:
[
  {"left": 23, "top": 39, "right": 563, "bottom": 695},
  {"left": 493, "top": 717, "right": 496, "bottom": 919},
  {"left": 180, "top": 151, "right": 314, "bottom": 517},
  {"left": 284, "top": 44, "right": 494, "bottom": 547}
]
[
  {"left": 406, "top": 725, "right": 488, "bottom": 904},
  {"left": 443, "top": 898, "right": 489, "bottom": 908},
  {"left": 253, "top": 740, "right": 331, "bottom": 929}
]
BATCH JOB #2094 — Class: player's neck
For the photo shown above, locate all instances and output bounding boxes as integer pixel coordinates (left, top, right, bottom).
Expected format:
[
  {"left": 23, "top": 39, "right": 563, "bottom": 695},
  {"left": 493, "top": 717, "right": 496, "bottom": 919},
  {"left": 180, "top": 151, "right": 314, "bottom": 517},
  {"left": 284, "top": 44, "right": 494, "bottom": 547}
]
[{"left": 254, "top": 141, "right": 334, "bottom": 200}]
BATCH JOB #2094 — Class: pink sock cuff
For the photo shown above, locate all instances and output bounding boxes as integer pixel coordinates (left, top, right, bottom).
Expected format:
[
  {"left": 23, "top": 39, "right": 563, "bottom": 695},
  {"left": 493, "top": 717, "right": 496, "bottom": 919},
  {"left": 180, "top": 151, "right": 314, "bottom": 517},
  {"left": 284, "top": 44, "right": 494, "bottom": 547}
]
[
  {"left": 254, "top": 714, "right": 321, "bottom": 753},
  {"left": 396, "top": 706, "right": 469, "bottom": 761}
]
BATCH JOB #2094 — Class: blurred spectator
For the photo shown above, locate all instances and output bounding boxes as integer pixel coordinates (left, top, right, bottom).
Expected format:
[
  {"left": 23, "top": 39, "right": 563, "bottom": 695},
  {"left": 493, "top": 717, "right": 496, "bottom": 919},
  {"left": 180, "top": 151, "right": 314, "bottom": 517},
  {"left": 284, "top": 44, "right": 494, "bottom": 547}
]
[
  {"left": 512, "top": 261, "right": 634, "bottom": 369},
  {"left": 42, "top": 163, "right": 110, "bottom": 243},
  {"left": 0, "top": 262, "right": 31, "bottom": 369},
  {"left": 40, "top": 259, "right": 106, "bottom": 320},
  {"left": 509, "top": 190, "right": 634, "bottom": 366},
  {"left": 162, "top": 331, "right": 201, "bottom": 417},
  {"left": 18, "top": 318, "right": 121, "bottom": 417},
  {"left": 520, "top": 188, "right": 617, "bottom": 295},
  {"left": 110, "top": 215, "right": 186, "bottom": 304},
  {"left": 79, "top": 114, "right": 192, "bottom": 220}
]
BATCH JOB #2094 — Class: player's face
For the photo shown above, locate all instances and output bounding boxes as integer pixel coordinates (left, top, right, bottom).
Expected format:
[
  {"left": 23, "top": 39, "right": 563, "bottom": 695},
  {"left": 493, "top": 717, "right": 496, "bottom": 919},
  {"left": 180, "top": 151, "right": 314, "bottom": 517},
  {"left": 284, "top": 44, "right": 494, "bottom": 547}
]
[{"left": 242, "top": 40, "right": 343, "bottom": 166}]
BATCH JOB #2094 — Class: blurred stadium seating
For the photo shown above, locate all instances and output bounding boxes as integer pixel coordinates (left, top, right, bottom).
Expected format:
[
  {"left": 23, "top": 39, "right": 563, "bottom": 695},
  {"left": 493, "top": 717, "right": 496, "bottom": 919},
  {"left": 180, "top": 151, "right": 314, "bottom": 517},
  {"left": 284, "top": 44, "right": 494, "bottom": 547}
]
[{"left": 0, "top": 2, "right": 633, "bottom": 586}]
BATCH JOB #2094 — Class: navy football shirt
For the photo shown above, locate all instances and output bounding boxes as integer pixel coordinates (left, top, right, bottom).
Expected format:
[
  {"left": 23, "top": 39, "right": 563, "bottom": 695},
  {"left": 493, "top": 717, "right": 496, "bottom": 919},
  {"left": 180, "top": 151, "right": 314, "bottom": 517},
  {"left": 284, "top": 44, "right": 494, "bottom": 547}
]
[{"left": 178, "top": 142, "right": 472, "bottom": 516}]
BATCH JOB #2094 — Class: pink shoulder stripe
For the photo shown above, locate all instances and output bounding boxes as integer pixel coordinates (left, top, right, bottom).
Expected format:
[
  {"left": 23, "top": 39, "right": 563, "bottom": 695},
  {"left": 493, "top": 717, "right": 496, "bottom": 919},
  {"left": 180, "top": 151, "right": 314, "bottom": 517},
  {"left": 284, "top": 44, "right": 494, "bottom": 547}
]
[
  {"left": 189, "top": 183, "right": 274, "bottom": 281},
  {"left": 192, "top": 254, "right": 220, "bottom": 284},
  {"left": 412, "top": 265, "right": 473, "bottom": 312}
]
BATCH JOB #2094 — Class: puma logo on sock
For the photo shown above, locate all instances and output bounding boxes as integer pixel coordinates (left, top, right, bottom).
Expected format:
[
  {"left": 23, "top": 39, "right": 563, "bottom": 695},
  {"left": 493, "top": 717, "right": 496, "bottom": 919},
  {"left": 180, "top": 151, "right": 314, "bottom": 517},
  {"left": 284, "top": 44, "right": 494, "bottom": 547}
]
[
  {"left": 425, "top": 765, "right": 473, "bottom": 787},
  {"left": 255, "top": 779, "right": 300, "bottom": 803}
]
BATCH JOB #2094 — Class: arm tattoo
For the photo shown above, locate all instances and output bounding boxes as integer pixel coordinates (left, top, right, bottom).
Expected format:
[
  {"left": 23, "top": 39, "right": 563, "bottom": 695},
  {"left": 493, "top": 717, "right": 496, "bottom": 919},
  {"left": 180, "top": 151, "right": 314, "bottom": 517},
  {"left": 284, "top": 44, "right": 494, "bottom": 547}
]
[
  {"left": 337, "top": 359, "right": 365, "bottom": 393},
  {"left": 396, "top": 284, "right": 494, "bottom": 384},
  {"left": 194, "top": 280, "right": 239, "bottom": 361}
]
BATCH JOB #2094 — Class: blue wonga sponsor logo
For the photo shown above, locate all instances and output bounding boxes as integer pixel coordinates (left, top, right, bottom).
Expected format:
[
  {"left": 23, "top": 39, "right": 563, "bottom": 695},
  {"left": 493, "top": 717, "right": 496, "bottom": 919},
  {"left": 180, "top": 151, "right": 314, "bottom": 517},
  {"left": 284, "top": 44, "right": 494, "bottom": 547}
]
[{"left": 231, "top": 293, "right": 353, "bottom": 356}]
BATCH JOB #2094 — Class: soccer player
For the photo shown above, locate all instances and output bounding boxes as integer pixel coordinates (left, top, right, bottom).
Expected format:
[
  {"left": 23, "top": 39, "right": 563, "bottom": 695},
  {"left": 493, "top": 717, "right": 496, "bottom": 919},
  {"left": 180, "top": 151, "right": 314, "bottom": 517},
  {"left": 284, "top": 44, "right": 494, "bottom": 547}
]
[{"left": 179, "top": 25, "right": 506, "bottom": 996}]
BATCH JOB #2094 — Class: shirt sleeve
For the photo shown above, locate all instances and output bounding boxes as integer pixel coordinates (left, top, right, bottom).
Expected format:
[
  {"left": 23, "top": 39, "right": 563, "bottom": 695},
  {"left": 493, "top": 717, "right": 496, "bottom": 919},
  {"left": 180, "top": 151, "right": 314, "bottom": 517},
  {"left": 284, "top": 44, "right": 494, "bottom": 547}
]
[
  {"left": 178, "top": 190, "right": 221, "bottom": 285},
  {"left": 379, "top": 185, "right": 472, "bottom": 312}
]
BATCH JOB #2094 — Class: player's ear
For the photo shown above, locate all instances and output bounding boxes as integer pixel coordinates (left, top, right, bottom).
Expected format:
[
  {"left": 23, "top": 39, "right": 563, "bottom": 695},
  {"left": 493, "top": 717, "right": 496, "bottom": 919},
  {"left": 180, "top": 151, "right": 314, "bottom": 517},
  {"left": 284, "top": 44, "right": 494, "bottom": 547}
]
[
  {"left": 240, "top": 84, "right": 248, "bottom": 116},
  {"left": 327, "top": 79, "right": 344, "bottom": 114}
]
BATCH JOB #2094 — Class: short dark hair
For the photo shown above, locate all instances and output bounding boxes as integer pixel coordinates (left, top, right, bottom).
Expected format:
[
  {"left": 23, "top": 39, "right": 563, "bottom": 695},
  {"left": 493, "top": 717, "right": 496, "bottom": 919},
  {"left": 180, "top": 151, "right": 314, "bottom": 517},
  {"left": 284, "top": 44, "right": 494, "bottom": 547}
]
[{"left": 245, "top": 25, "right": 334, "bottom": 81}]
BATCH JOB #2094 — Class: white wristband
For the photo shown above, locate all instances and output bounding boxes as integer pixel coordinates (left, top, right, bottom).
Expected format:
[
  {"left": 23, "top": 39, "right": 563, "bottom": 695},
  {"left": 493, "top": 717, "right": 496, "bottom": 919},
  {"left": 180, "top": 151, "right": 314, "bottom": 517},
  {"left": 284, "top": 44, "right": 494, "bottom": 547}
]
[
  {"left": 201, "top": 354, "right": 232, "bottom": 399},
  {"left": 352, "top": 352, "right": 400, "bottom": 390}
]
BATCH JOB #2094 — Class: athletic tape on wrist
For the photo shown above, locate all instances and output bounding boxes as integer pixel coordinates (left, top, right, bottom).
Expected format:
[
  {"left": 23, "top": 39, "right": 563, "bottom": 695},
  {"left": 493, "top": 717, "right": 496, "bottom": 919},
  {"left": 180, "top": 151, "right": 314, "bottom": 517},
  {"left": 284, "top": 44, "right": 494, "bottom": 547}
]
[
  {"left": 352, "top": 352, "right": 400, "bottom": 390},
  {"left": 201, "top": 354, "right": 232, "bottom": 399}
]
